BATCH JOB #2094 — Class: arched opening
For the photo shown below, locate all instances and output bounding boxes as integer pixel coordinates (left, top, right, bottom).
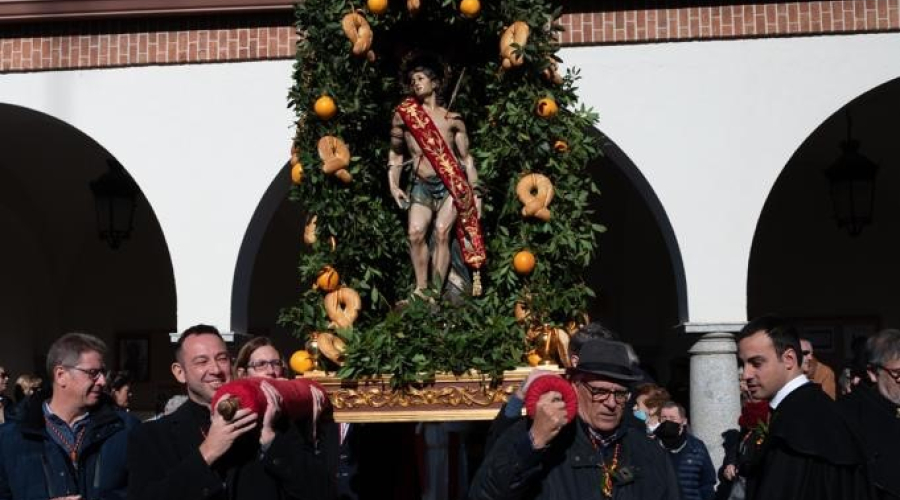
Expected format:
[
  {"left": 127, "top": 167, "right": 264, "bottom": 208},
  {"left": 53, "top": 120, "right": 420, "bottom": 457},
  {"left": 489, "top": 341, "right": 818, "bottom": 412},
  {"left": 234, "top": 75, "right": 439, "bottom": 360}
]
[
  {"left": 587, "top": 131, "right": 687, "bottom": 389},
  {"left": 748, "top": 76, "right": 900, "bottom": 371},
  {"left": 0, "top": 103, "right": 177, "bottom": 415},
  {"left": 233, "top": 130, "right": 686, "bottom": 384}
]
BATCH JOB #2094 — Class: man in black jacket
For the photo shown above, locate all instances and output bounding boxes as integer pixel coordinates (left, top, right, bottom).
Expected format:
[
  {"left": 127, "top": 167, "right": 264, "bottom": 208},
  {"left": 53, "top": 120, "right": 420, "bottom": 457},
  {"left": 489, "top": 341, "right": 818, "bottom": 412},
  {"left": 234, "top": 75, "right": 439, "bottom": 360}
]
[
  {"left": 0, "top": 332, "right": 139, "bottom": 500},
  {"left": 469, "top": 338, "right": 679, "bottom": 500},
  {"left": 737, "top": 316, "right": 869, "bottom": 500},
  {"left": 838, "top": 329, "right": 900, "bottom": 500},
  {"left": 126, "top": 324, "right": 331, "bottom": 500}
]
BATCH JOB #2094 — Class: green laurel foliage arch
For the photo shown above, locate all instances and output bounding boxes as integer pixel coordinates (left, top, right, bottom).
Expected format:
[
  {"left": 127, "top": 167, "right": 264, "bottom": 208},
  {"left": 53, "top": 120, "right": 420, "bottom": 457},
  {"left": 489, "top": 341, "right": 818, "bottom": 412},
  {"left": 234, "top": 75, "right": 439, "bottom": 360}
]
[{"left": 281, "top": 0, "right": 604, "bottom": 388}]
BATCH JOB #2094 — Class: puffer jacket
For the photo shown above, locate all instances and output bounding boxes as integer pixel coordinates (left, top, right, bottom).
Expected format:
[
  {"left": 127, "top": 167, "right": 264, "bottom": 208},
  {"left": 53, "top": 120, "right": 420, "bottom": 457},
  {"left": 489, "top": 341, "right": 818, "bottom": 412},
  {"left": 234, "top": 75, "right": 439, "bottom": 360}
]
[
  {"left": 665, "top": 434, "right": 716, "bottom": 500},
  {"left": 0, "top": 395, "right": 139, "bottom": 500}
]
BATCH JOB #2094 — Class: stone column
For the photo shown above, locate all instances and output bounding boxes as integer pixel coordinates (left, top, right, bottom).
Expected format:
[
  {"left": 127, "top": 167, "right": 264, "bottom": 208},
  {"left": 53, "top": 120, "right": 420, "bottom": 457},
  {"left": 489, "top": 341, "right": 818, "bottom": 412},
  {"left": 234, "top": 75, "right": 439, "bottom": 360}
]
[{"left": 688, "top": 331, "right": 741, "bottom": 474}]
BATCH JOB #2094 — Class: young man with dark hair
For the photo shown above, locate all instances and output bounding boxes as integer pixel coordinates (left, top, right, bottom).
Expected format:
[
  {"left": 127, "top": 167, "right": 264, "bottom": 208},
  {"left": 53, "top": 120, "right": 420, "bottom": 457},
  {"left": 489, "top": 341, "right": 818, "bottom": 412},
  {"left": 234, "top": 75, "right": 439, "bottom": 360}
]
[
  {"left": 737, "top": 315, "right": 868, "bottom": 500},
  {"left": 0, "top": 332, "right": 139, "bottom": 500},
  {"left": 127, "top": 324, "right": 331, "bottom": 500}
]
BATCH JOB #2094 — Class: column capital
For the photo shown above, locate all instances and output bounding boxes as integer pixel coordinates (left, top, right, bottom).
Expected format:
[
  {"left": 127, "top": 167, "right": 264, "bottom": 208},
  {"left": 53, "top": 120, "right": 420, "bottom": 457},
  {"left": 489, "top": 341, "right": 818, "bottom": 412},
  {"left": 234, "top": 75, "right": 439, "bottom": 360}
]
[
  {"left": 688, "top": 331, "right": 738, "bottom": 356},
  {"left": 681, "top": 321, "right": 745, "bottom": 335}
]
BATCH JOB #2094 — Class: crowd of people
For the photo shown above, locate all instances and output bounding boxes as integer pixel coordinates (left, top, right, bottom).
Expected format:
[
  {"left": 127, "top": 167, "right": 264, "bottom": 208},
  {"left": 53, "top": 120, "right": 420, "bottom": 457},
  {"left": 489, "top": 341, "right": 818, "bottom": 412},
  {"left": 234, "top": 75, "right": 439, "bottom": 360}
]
[{"left": 0, "top": 317, "right": 896, "bottom": 500}]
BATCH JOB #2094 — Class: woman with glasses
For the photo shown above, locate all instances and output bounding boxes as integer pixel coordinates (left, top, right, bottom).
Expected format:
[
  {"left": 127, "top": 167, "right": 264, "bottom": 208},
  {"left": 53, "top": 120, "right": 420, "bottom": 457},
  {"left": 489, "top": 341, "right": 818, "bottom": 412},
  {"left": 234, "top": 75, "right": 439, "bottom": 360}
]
[{"left": 235, "top": 337, "right": 286, "bottom": 379}]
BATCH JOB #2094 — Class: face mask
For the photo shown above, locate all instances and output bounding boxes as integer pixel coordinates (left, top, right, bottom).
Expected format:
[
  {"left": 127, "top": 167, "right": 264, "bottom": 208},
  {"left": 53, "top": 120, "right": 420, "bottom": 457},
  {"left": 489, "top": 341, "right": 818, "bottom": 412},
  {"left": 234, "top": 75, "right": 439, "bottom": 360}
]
[
  {"left": 653, "top": 421, "right": 686, "bottom": 449},
  {"left": 633, "top": 409, "right": 648, "bottom": 422}
]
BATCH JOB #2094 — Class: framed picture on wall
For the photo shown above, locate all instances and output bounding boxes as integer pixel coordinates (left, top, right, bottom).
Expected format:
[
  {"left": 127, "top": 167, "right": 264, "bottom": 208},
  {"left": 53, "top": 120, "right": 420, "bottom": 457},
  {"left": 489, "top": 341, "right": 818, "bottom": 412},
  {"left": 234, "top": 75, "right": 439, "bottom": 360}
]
[{"left": 117, "top": 334, "right": 150, "bottom": 382}]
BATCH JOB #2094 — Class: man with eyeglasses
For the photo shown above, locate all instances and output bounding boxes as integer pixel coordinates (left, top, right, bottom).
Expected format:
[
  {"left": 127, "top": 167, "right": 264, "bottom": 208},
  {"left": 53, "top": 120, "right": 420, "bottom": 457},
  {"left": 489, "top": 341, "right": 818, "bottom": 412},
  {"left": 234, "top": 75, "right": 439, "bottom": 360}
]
[
  {"left": 126, "top": 324, "right": 331, "bottom": 500},
  {"left": 838, "top": 328, "right": 900, "bottom": 500},
  {"left": 470, "top": 338, "right": 679, "bottom": 500},
  {"left": 737, "top": 316, "right": 869, "bottom": 500},
  {"left": 0, "top": 332, "right": 140, "bottom": 499}
]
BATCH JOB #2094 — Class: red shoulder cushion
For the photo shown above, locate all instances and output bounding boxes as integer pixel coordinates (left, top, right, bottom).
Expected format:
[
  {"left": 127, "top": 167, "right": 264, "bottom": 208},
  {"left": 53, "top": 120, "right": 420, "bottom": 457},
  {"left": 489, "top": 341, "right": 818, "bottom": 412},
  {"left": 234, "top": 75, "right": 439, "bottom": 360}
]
[
  {"left": 524, "top": 375, "right": 578, "bottom": 423},
  {"left": 211, "top": 378, "right": 328, "bottom": 420}
]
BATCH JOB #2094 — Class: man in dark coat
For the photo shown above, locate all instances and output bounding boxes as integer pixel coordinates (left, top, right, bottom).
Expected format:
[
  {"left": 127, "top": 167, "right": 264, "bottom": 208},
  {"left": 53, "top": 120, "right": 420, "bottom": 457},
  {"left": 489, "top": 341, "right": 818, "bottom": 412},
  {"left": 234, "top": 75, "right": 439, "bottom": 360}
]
[
  {"left": 838, "top": 329, "right": 900, "bottom": 500},
  {"left": 655, "top": 402, "right": 715, "bottom": 500},
  {"left": 484, "top": 322, "right": 652, "bottom": 454},
  {"left": 469, "top": 338, "right": 680, "bottom": 500},
  {"left": 126, "top": 325, "right": 331, "bottom": 500},
  {"left": 0, "top": 332, "right": 139, "bottom": 500},
  {"left": 737, "top": 316, "right": 869, "bottom": 500}
]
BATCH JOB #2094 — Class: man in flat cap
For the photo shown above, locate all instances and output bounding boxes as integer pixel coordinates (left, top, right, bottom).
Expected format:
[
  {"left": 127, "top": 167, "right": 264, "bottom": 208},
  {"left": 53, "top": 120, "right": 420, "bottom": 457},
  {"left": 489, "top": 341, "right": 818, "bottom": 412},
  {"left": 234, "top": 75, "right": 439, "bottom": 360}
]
[{"left": 469, "top": 339, "right": 679, "bottom": 500}]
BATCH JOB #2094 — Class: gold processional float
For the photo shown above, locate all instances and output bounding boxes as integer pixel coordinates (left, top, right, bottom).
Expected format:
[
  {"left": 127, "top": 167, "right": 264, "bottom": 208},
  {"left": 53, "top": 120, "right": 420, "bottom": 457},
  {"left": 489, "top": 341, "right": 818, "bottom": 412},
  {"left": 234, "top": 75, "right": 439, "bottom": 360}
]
[
  {"left": 293, "top": 324, "right": 574, "bottom": 423},
  {"left": 285, "top": 0, "right": 581, "bottom": 423}
]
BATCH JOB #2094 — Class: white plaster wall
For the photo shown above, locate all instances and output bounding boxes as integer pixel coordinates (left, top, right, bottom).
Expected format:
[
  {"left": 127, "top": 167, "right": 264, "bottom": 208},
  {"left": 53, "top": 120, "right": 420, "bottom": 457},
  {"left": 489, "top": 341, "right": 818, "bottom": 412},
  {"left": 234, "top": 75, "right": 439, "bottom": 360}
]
[
  {"left": 562, "top": 32, "right": 900, "bottom": 323},
  {"left": 0, "top": 60, "right": 296, "bottom": 332}
]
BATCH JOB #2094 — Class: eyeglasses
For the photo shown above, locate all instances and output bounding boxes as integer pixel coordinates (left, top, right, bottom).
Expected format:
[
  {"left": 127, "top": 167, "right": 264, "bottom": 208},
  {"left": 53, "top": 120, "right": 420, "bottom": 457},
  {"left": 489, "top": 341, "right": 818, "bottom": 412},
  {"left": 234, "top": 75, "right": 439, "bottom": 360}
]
[
  {"left": 875, "top": 364, "right": 900, "bottom": 382},
  {"left": 801, "top": 350, "right": 811, "bottom": 356},
  {"left": 247, "top": 359, "right": 284, "bottom": 371},
  {"left": 579, "top": 383, "right": 631, "bottom": 404},
  {"left": 66, "top": 366, "right": 107, "bottom": 381}
]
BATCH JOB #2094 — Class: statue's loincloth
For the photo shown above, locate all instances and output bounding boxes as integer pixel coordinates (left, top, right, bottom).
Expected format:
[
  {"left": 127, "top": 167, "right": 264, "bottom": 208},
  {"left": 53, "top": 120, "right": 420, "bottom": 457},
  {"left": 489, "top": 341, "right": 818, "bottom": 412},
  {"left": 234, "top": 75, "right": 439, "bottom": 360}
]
[{"left": 410, "top": 175, "right": 450, "bottom": 212}]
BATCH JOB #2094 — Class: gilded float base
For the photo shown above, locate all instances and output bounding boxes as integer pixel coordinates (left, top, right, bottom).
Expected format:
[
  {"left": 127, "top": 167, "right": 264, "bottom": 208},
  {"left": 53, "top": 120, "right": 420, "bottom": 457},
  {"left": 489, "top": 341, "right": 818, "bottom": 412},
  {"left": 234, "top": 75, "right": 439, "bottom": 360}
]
[{"left": 302, "top": 366, "right": 563, "bottom": 423}]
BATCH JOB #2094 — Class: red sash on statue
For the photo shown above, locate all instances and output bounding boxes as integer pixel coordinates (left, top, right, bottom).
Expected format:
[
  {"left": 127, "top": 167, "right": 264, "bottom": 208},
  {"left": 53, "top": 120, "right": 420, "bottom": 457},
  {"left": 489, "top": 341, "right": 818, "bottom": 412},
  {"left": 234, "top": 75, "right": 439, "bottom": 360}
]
[{"left": 396, "top": 97, "right": 486, "bottom": 270}]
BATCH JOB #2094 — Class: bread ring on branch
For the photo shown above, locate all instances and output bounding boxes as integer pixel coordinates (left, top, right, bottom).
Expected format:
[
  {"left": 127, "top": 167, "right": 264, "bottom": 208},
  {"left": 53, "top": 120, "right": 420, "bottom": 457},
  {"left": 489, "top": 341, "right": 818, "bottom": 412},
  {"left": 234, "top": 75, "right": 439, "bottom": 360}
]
[
  {"left": 516, "top": 173, "right": 555, "bottom": 221},
  {"left": 334, "top": 169, "right": 353, "bottom": 183},
  {"left": 317, "top": 332, "right": 347, "bottom": 365},
  {"left": 325, "top": 287, "right": 361, "bottom": 329},
  {"left": 542, "top": 58, "right": 564, "bottom": 85},
  {"left": 303, "top": 215, "right": 317, "bottom": 245},
  {"left": 317, "top": 136, "right": 352, "bottom": 181},
  {"left": 499, "top": 21, "right": 530, "bottom": 70},
  {"left": 514, "top": 301, "right": 531, "bottom": 323},
  {"left": 341, "top": 11, "right": 373, "bottom": 57}
]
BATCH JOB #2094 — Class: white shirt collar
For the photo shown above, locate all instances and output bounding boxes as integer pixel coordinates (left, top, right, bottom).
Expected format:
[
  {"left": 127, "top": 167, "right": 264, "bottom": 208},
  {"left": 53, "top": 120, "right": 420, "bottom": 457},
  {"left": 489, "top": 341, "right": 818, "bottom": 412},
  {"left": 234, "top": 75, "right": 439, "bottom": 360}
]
[{"left": 769, "top": 374, "right": 809, "bottom": 409}]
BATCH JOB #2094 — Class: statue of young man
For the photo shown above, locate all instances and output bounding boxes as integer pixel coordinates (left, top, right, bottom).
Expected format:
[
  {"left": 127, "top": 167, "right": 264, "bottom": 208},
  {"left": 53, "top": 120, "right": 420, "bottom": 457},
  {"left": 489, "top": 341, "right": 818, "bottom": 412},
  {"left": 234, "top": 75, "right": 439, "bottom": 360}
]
[{"left": 387, "top": 63, "right": 485, "bottom": 297}]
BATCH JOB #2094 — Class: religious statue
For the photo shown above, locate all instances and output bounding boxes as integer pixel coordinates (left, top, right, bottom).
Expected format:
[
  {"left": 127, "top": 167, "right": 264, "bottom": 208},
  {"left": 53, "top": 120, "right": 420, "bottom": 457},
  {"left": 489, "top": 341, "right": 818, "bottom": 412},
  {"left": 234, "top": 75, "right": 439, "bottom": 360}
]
[{"left": 388, "top": 57, "right": 486, "bottom": 298}]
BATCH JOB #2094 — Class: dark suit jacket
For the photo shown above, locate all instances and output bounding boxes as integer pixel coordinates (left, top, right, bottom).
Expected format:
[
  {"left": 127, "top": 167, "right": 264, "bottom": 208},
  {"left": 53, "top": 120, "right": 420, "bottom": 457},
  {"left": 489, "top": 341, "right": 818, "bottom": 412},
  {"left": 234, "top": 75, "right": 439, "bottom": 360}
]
[
  {"left": 746, "top": 382, "right": 870, "bottom": 500},
  {"left": 126, "top": 399, "right": 331, "bottom": 500},
  {"left": 838, "top": 384, "right": 900, "bottom": 500}
]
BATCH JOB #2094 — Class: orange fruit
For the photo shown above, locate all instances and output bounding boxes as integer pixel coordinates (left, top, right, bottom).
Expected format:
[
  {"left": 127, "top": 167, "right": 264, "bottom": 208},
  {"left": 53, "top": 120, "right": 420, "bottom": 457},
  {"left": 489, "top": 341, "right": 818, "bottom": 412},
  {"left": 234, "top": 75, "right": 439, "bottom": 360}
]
[
  {"left": 367, "top": 0, "right": 388, "bottom": 14},
  {"left": 536, "top": 97, "right": 558, "bottom": 118},
  {"left": 553, "top": 140, "right": 569, "bottom": 153},
  {"left": 513, "top": 250, "right": 536, "bottom": 275},
  {"left": 314, "top": 95, "right": 337, "bottom": 120},
  {"left": 290, "top": 350, "right": 315, "bottom": 373},
  {"left": 460, "top": 0, "right": 481, "bottom": 18},
  {"left": 290, "top": 163, "right": 304, "bottom": 185},
  {"left": 316, "top": 266, "right": 340, "bottom": 292},
  {"left": 526, "top": 350, "right": 542, "bottom": 367}
]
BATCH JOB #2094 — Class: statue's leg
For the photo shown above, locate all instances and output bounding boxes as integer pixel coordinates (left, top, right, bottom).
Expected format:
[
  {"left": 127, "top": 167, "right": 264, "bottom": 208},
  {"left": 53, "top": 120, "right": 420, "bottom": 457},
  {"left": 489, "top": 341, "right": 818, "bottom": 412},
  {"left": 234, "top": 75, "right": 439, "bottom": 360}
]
[
  {"left": 432, "top": 197, "right": 457, "bottom": 288},
  {"left": 408, "top": 203, "right": 433, "bottom": 293}
]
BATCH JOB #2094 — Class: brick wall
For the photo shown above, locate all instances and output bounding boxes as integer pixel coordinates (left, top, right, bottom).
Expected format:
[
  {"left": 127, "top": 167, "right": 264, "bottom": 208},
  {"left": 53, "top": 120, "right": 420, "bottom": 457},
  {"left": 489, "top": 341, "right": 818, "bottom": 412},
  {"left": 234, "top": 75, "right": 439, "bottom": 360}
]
[
  {"left": 0, "top": 13, "right": 296, "bottom": 72},
  {"left": 2, "top": 1, "right": 898, "bottom": 73},
  {"left": 559, "top": 1, "right": 900, "bottom": 45}
]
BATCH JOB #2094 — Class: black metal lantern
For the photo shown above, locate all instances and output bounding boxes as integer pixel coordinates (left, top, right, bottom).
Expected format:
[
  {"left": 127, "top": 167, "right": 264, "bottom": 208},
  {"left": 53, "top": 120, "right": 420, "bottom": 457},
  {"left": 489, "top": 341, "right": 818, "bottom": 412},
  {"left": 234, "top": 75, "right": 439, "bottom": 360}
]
[
  {"left": 90, "top": 158, "right": 138, "bottom": 249},
  {"left": 825, "top": 113, "right": 878, "bottom": 237}
]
